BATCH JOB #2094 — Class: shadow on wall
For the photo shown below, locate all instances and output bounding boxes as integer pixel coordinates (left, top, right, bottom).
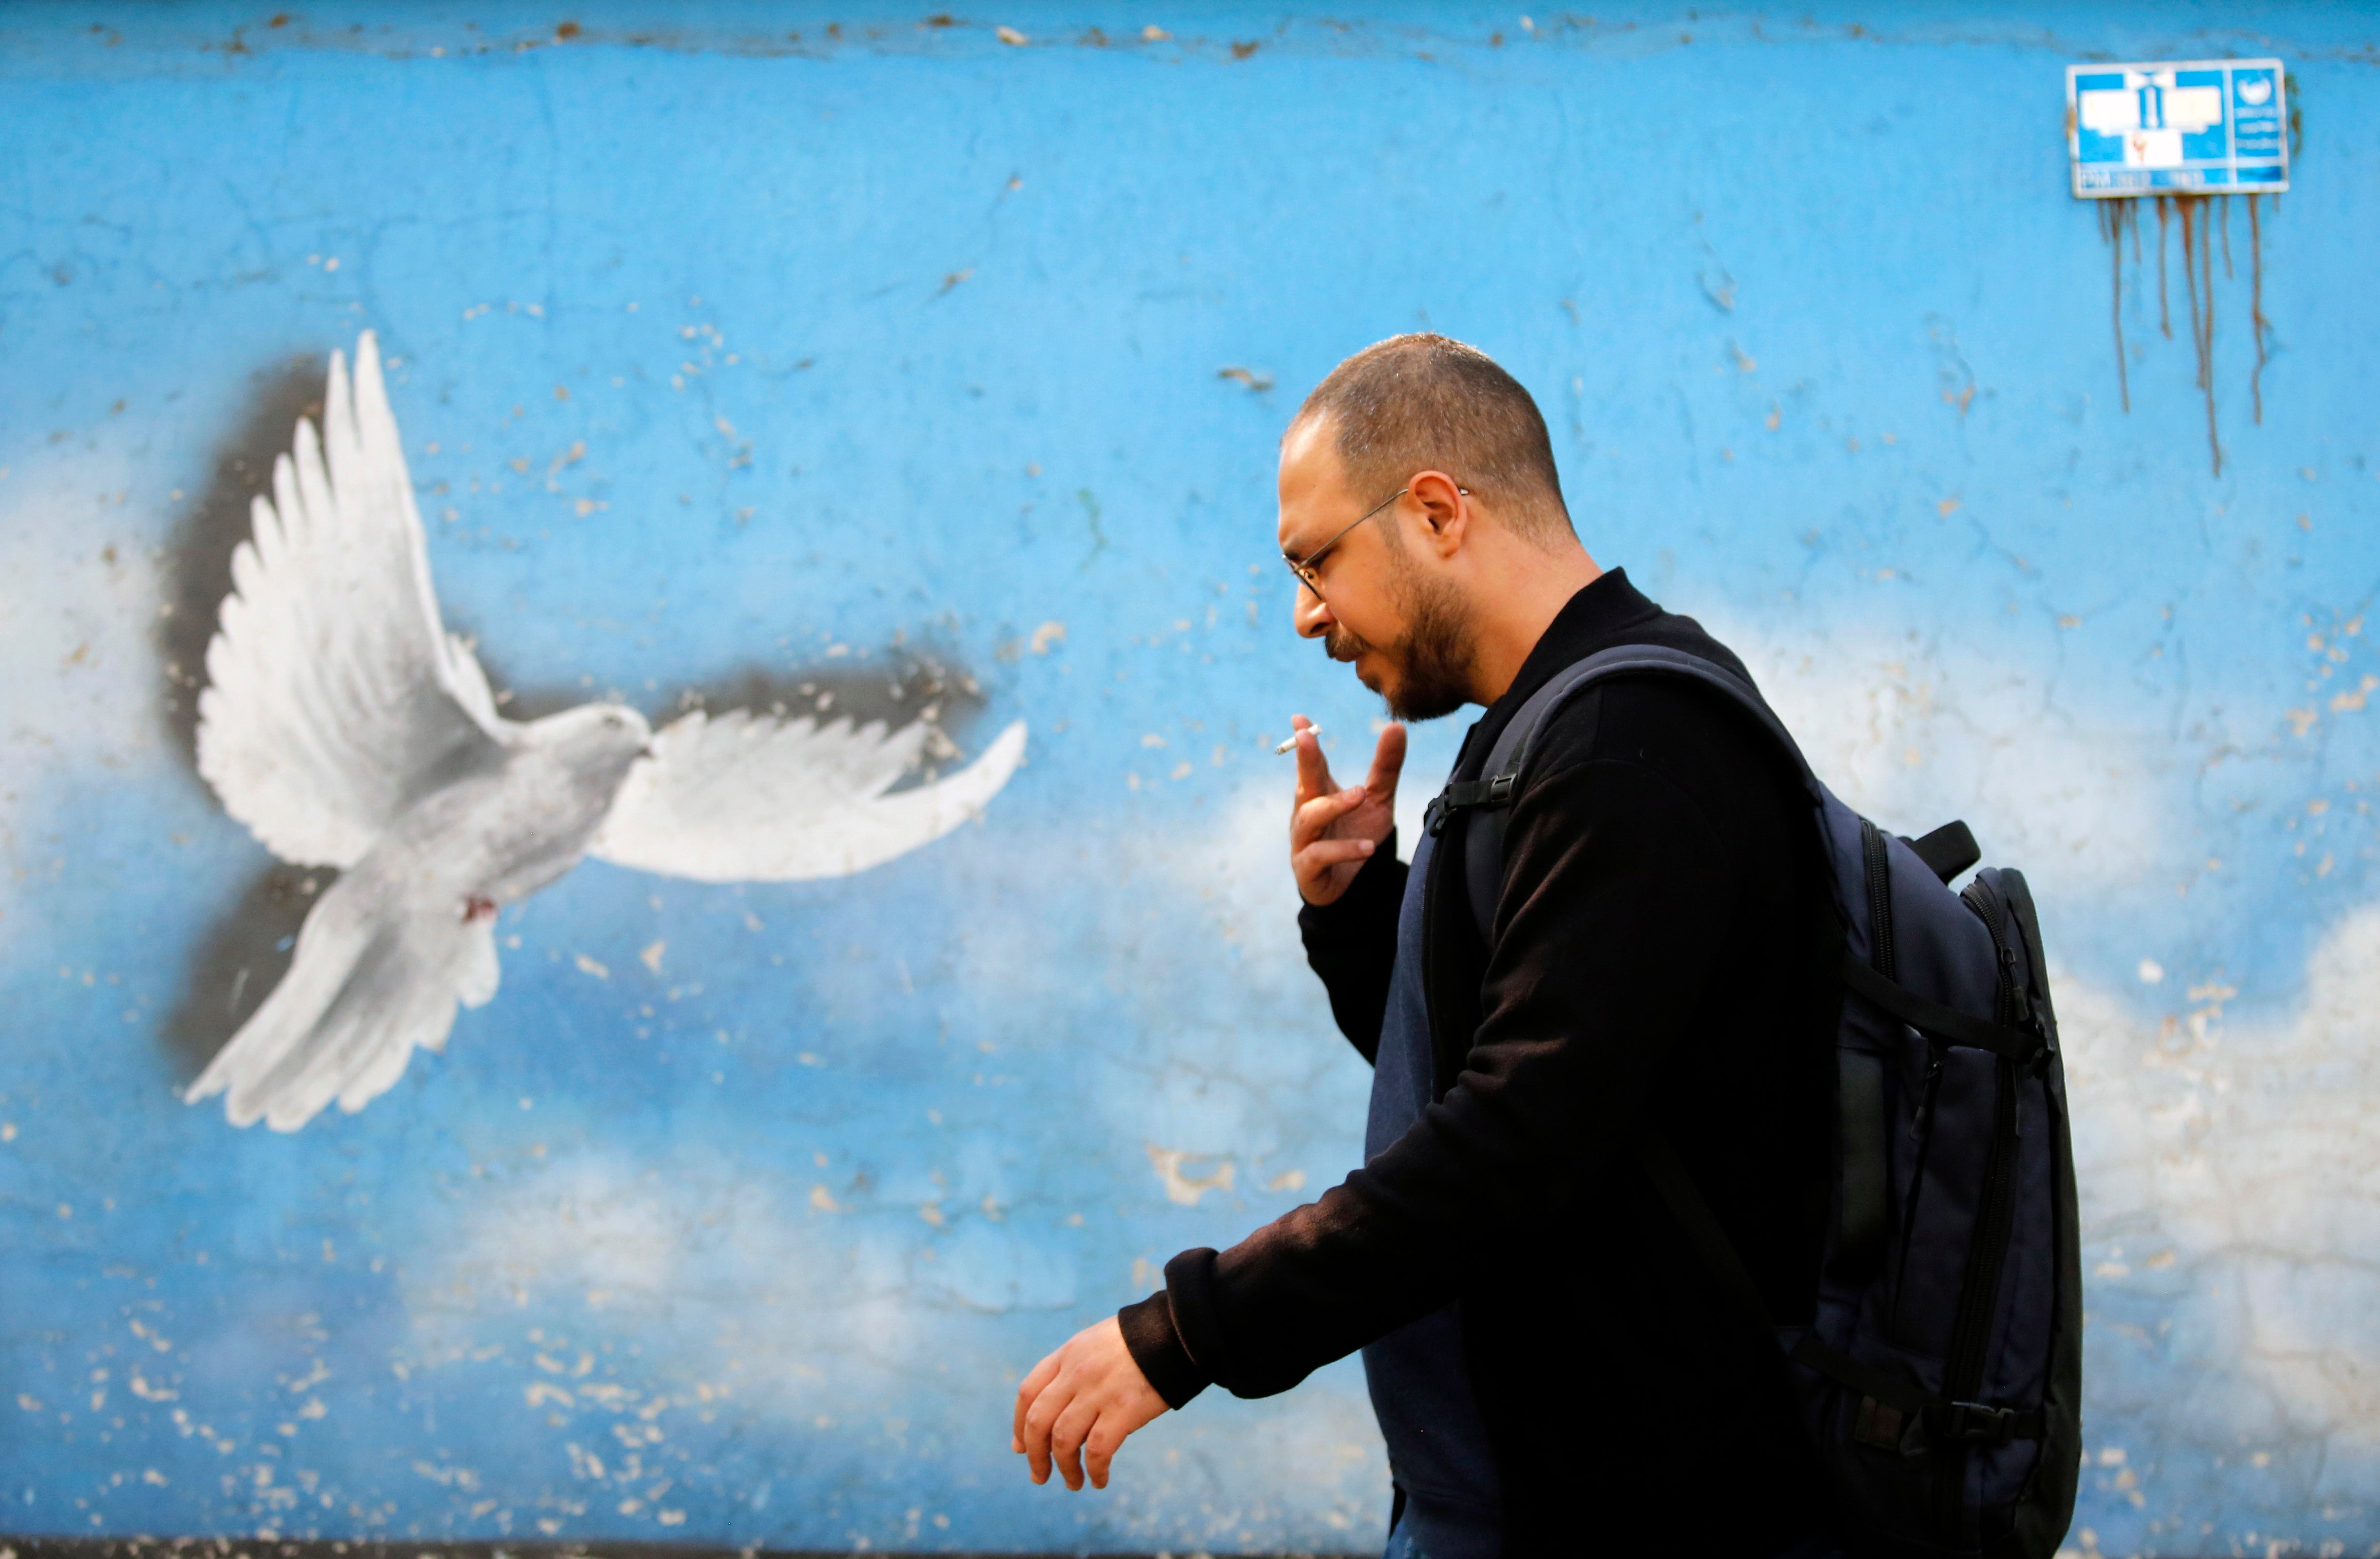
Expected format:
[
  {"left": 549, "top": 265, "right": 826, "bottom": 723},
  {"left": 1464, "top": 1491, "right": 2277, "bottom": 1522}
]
[
  {"left": 152, "top": 353, "right": 995, "bottom": 1084},
  {"left": 155, "top": 353, "right": 329, "bottom": 1083},
  {"left": 157, "top": 353, "right": 326, "bottom": 769},
  {"left": 486, "top": 648, "right": 990, "bottom": 767}
]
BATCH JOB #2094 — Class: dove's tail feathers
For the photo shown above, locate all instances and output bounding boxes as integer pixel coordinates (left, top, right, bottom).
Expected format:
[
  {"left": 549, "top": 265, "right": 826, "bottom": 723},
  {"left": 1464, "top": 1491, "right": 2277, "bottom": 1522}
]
[{"left": 185, "top": 873, "right": 500, "bottom": 1132}]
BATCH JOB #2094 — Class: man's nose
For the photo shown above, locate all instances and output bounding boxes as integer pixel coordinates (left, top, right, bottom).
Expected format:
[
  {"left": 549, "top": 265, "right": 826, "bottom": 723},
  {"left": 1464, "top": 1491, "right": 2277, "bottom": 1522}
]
[{"left": 1293, "top": 582, "right": 1333, "bottom": 639}]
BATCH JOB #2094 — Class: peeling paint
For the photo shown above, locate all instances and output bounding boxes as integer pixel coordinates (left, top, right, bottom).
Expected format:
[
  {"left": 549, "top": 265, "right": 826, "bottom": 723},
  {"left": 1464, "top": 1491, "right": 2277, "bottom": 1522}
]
[{"left": 1145, "top": 1143, "right": 1237, "bottom": 1207}]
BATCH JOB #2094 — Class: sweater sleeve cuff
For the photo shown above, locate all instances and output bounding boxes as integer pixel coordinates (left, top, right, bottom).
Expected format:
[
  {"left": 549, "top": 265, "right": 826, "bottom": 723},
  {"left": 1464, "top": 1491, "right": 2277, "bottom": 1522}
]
[{"left": 1117, "top": 1285, "right": 1210, "bottom": 1410}]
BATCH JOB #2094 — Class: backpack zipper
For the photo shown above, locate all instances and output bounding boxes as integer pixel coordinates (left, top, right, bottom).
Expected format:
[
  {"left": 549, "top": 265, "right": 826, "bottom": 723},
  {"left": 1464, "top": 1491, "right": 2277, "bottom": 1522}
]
[
  {"left": 1859, "top": 819, "right": 1897, "bottom": 980},
  {"left": 1863, "top": 816, "right": 1935, "bottom": 1339},
  {"left": 1888, "top": 1049, "right": 1944, "bottom": 1345},
  {"left": 1942, "top": 1062, "right": 2018, "bottom": 1405},
  {"left": 1934, "top": 878, "right": 2026, "bottom": 1532}
]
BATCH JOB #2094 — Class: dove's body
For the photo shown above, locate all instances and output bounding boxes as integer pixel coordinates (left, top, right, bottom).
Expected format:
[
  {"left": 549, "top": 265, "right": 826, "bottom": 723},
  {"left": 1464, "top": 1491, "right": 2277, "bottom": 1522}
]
[
  {"left": 193, "top": 706, "right": 651, "bottom": 1129},
  {"left": 187, "top": 334, "right": 1026, "bottom": 1130},
  {"left": 422, "top": 706, "right": 656, "bottom": 911}
]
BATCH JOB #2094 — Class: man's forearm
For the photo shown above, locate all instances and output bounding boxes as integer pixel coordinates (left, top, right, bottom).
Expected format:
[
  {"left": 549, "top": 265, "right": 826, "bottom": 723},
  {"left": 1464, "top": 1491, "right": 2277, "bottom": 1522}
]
[{"left": 1122, "top": 757, "right": 1740, "bottom": 1403}]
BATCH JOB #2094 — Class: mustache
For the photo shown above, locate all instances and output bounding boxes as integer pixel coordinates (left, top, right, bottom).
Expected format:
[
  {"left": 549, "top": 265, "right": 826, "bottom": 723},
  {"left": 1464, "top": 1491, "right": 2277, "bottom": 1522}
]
[{"left": 1324, "top": 625, "right": 1368, "bottom": 663}]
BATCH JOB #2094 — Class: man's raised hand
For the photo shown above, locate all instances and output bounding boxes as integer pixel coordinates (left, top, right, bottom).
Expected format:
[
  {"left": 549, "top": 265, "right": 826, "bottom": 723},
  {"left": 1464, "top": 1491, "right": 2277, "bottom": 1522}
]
[{"left": 1289, "top": 716, "right": 1406, "bottom": 905}]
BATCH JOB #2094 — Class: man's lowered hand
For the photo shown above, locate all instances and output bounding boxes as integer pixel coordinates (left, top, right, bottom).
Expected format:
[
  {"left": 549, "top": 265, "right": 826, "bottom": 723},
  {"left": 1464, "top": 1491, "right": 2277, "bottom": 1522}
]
[{"left": 1012, "top": 1316, "right": 1168, "bottom": 1491}]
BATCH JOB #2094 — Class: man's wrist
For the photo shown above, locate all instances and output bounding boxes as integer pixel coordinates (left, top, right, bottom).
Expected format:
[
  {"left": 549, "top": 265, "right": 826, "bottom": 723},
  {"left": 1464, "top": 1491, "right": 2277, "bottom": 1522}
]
[{"left": 1116, "top": 1288, "right": 1210, "bottom": 1410}]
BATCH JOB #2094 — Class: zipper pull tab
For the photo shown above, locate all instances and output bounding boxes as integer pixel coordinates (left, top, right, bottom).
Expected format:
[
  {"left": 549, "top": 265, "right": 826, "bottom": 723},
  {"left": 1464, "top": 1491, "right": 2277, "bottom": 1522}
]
[
  {"left": 1911, "top": 1053, "right": 1944, "bottom": 1140},
  {"left": 1998, "top": 943, "right": 2035, "bottom": 1027}
]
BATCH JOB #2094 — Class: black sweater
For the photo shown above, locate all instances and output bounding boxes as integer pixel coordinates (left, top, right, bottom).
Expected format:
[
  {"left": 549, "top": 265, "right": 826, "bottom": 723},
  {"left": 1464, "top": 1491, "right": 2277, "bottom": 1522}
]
[{"left": 1119, "top": 571, "right": 1838, "bottom": 1554}]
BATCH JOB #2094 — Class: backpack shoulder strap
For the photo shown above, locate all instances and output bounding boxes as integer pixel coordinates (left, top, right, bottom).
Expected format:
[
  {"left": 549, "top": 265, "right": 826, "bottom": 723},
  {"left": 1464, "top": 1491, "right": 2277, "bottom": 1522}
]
[{"left": 1426, "top": 644, "right": 1823, "bottom": 945}]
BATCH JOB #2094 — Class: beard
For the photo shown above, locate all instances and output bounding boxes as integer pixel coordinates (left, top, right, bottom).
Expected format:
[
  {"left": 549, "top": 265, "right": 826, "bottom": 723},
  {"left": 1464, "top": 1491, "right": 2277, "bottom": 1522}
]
[{"left": 1325, "top": 565, "right": 1475, "bottom": 722}]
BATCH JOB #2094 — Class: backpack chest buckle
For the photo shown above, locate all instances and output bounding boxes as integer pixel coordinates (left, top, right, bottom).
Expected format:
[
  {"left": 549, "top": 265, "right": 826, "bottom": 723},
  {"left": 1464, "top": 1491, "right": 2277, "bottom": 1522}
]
[
  {"left": 1935, "top": 1401, "right": 2019, "bottom": 1447},
  {"left": 1425, "top": 773, "right": 1517, "bottom": 837}
]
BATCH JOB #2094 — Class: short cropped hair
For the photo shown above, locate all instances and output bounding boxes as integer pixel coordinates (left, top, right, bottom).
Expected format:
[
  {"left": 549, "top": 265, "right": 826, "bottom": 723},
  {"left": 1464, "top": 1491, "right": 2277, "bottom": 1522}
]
[{"left": 1290, "top": 334, "right": 1571, "bottom": 543}]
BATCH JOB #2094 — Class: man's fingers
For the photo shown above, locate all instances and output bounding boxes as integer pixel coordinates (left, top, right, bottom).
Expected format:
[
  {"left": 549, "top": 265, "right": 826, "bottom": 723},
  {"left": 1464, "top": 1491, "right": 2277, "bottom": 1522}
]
[
  {"left": 1084, "top": 1416, "right": 1127, "bottom": 1490},
  {"left": 1290, "top": 785, "right": 1370, "bottom": 847},
  {"left": 1012, "top": 1353, "right": 1061, "bottom": 1452},
  {"left": 1290, "top": 717, "right": 1335, "bottom": 799},
  {"left": 1022, "top": 1395, "right": 1053, "bottom": 1483},
  {"left": 1020, "top": 1377, "right": 1067, "bottom": 1485},
  {"left": 1295, "top": 838, "right": 1376, "bottom": 881},
  {"left": 1048, "top": 1397, "right": 1100, "bottom": 1493},
  {"left": 1364, "top": 722, "right": 1408, "bottom": 801}
]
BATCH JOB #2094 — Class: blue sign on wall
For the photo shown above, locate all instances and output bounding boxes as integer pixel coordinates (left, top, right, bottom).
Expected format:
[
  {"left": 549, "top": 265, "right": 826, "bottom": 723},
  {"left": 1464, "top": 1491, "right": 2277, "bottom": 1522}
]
[{"left": 2068, "top": 59, "right": 2289, "bottom": 196}]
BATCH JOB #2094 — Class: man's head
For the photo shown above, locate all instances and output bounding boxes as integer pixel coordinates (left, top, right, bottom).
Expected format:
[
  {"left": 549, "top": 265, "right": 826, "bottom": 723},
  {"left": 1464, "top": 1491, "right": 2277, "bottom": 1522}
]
[{"left": 1276, "top": 334, "right": 1583, "bottom": 721}]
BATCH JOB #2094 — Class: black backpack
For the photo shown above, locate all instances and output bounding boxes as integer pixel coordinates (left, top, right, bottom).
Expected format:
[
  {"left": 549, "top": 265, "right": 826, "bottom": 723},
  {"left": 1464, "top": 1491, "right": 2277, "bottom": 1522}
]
[{"left": 1428, "top": 645, "right": 2081, "bottom": 1559}]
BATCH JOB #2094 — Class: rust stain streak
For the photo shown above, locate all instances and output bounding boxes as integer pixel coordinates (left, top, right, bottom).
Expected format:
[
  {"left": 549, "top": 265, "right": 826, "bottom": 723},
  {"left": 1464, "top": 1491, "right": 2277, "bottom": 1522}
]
[
  {"left": 2155, "top": 195, "right": 2173, "bottom": 341},
  {"left": 2248, "top": 193, "right": 2270, "bottom": 426},
  {"left": 2199, "top": 193, "right": 2219, "bottom": 476},
  {"left": 2100, "top": 199, "right": 2129, "bottom": 414},
  {"left": 2177, "top": 196, "right": 2221, "bottom": 477}
]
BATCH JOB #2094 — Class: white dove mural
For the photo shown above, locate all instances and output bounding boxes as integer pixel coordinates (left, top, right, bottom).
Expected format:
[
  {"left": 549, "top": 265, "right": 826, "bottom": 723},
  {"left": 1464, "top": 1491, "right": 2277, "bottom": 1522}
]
[{"left": 186, "top": 331, "right": 1028, "bottom": 1131}]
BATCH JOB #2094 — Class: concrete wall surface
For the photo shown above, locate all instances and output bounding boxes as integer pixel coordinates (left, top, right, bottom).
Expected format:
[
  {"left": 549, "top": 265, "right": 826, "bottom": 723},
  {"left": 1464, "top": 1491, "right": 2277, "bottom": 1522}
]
[{"left": 3, "top": 3, "right": 2378, "bottom": 1554}]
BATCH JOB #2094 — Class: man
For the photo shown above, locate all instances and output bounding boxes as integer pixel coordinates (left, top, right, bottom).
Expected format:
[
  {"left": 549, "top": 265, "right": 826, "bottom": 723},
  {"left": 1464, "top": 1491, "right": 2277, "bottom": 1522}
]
[{"left": 1012, "top": 334, "right": 1838, "bottom": 1557}]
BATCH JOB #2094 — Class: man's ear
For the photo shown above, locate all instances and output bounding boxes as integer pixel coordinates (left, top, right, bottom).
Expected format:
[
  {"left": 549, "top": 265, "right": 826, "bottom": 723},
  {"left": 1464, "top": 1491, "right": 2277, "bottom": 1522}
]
[{"left": 1408, "top": 470, "right": 1468, "bottom": 559}]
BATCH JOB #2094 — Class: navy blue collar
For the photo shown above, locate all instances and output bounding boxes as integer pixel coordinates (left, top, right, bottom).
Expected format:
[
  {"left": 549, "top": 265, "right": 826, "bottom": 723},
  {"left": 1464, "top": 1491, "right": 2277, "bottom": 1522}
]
[{"left": 1451, "top": 567, "right": 1661, "bottom": 778}]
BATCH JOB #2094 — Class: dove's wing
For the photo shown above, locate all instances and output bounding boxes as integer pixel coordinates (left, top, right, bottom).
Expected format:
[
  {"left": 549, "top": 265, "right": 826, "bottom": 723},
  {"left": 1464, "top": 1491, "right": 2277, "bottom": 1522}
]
[
  {"left": 196, "top": 331, "right": 504, "bottom": 869},
  {"left": 590, "top": 712, "right": 1027, "bottom": 882}
]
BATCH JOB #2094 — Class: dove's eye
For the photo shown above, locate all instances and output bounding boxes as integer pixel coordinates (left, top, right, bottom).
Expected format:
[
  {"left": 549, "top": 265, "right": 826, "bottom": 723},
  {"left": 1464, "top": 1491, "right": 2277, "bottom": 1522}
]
[{"left": 604, "top": 714, "right": 624, "bottom": 729}]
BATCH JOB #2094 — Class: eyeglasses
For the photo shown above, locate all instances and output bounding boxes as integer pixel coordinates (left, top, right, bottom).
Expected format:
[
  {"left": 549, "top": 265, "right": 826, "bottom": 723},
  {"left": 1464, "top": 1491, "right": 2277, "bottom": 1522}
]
[{"left": 1282, "top": 484, "right": 1468, "bottom": 601}]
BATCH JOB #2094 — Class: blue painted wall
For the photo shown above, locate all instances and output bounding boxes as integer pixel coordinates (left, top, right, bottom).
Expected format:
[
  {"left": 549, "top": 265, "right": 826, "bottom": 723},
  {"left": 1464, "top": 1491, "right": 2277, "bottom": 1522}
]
[{"left": 3, "top": 4, "right": 2377, "bottom": 1553}]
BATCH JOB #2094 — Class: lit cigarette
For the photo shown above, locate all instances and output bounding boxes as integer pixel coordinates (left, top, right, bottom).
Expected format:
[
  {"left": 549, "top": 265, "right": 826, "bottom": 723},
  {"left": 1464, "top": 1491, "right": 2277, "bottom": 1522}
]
[{"left": 1274, "top": 726, "right": 1318, "bottom": 755}]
